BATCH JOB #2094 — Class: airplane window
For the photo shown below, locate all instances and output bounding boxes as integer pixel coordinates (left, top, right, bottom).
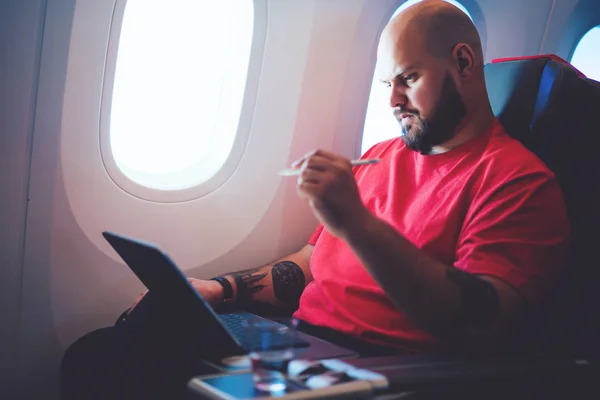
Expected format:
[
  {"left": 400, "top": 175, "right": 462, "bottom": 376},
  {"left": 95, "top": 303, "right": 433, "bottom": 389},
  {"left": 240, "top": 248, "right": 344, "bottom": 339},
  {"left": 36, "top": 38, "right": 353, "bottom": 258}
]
[
  {"left": 570, "top": 26, "right": 600, "bottom": 82},
  {"left": 109, "top": 0, "right": 254, "bottom": 190},
  {"left": 360, "top": 0, "right": 473, "bottom": 154},
  {"left": 393, "top": 0, "right": 472, "bottom": 20}
]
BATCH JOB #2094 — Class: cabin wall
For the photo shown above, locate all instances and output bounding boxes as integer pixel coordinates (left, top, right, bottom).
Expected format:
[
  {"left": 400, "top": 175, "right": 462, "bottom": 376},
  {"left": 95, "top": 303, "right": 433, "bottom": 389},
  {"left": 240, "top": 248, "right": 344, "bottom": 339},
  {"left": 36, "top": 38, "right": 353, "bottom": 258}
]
[
  {"left": 541, "top": 0, "right": 600, "bottom": 58},
  {"left": 477, "top": 0, "right": 556, "bottom": 60},
  {"left": 0, "top": 0, "right": 47, "bottom": 396},
  {"left": 0, "top": 0, "right": 597, "bottom": 399}
]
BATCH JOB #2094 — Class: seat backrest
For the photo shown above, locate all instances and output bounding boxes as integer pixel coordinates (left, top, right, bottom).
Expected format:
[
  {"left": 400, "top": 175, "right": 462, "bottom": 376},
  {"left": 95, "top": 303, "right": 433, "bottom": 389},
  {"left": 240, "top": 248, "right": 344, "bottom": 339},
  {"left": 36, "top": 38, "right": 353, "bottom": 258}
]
[{"left": 484, "top": 56, "right": 600, "bottom": 356}]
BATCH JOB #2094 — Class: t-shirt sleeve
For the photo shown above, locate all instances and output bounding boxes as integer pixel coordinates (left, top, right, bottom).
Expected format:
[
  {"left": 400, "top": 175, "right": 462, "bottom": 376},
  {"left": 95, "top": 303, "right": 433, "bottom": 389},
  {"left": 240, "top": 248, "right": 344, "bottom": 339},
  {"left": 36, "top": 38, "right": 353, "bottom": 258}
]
[
  {"left": 308, "top": 224, "right": 325, "bottom": 246},
  {"left": 454, "top": 172, "right": 570, "bottom": 306}
]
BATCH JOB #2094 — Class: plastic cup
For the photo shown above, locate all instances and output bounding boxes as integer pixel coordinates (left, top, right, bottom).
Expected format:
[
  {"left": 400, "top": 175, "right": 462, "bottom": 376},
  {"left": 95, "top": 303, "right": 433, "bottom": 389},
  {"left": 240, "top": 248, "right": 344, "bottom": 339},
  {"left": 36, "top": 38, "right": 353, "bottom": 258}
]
[{"left": 242, "top": 317, "right": 296, "bottom": 393}]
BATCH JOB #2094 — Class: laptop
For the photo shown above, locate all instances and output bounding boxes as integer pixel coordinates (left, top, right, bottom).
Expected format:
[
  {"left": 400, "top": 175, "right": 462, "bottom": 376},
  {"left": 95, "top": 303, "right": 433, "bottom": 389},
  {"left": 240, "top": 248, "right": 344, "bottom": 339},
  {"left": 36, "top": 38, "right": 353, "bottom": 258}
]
[{"left": 102, "top": 231, "right": 357, "bottom": 365}]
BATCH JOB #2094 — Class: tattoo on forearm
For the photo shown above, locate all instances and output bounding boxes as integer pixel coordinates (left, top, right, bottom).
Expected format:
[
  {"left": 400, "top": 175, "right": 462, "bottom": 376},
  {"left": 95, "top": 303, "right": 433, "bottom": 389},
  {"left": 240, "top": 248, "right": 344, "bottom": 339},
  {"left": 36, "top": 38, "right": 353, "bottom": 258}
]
[
  {"left": 230, "top": 268, "right": 268, "bottom": 307},
  {"left": 227, "top": 262, "right": 305, "bottom": 316},
  {"left": 446, "top": 267, "right": 500, "bottom": 329},
  {"left": 272, "top": 261, "right": 305, "bottom": 305}
]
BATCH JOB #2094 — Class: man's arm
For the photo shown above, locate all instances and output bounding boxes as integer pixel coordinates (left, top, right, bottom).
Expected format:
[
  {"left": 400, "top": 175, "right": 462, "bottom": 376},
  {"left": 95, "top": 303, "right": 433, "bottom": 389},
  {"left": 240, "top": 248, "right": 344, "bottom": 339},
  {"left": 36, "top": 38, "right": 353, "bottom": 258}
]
[
  {"left": 214, "top": 244, "right": 314, "bottom": 316},
  {"left": 129, "top": 245, "right": 314, "bottom": 315},
  {"left": 344, "top": 216, "right": 522, "bottom": 350},
  {"left": 294, "top": 149, "right": 568, "bottom": 352}
]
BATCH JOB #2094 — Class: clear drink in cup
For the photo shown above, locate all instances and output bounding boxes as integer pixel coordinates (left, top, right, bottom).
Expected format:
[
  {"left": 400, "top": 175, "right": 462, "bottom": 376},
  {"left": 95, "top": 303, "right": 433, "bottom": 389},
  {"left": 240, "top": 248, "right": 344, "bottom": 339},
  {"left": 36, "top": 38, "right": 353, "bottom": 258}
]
[
  {"left": 249, "top": 348, "right": 294, "bottom": 392},
  {"left": 242, "top": 317, "right": 297, "bottom": 393}
]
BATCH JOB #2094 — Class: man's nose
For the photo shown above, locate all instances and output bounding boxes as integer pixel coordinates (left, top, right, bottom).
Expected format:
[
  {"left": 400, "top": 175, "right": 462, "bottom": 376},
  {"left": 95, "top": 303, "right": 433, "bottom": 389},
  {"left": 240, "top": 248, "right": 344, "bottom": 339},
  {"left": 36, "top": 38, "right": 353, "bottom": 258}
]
[{"left": 389, "top": 83, "right": 408, "bottom": 109}]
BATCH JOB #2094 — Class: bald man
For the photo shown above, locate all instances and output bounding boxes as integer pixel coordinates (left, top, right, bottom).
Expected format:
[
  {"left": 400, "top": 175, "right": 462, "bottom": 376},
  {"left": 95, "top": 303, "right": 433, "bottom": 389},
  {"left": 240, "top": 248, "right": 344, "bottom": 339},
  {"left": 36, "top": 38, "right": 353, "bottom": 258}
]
[
  {"left": 60, "top": 1, "right": 570, "bottom": 399},
  {"left": 287, "top": 0, "right": 568, "bottom": 353}
]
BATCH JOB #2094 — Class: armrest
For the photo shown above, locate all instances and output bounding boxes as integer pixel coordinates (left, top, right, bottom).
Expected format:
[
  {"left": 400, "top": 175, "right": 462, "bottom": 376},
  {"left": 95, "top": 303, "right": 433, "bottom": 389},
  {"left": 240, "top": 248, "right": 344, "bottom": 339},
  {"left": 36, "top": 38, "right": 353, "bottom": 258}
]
[{"left": 338, "top": 353, "right": 597, "bottom": 394}]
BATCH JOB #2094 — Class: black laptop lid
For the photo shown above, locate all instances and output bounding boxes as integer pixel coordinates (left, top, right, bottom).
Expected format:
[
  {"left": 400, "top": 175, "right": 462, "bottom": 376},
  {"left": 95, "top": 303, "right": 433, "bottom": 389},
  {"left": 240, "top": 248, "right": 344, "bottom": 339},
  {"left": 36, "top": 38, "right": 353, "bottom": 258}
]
[{"left": 102, "top": 231, "right": 246, "bottom": 360}]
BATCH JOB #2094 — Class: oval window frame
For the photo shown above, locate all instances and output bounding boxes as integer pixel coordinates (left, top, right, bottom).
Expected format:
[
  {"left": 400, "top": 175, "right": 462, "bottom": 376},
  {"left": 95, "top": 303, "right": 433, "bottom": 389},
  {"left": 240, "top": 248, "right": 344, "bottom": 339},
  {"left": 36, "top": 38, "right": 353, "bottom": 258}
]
[{"left": 99, "top": 0, "right": 268, "bottom": 203}]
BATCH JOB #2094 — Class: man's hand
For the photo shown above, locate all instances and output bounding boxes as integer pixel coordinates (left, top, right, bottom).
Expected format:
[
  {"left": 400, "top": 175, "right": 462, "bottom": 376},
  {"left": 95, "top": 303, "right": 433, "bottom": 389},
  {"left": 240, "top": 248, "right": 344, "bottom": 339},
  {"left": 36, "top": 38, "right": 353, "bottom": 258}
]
[
  {"left": 128, "top": 278, "right": 223, "bottom": 312},
  {"left": 293, "top": 149, "right": 371, "bottom": 239}
]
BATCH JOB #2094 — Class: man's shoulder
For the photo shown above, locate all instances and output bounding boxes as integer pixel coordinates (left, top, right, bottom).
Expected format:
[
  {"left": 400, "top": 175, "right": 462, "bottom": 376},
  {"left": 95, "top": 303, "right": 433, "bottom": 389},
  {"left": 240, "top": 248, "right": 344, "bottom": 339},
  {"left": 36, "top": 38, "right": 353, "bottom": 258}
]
[{"left": 479, "top": 123, "right": 555, "bottom": 181}]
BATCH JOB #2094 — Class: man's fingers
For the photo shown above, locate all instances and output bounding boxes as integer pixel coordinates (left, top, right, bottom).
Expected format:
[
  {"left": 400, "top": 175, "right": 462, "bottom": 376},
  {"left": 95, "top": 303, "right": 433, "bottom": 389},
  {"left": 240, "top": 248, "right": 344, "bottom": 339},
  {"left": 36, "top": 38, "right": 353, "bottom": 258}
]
[
  {"left": 293, "top": 155, "right": 337, "bottom": 179},
  {"left": 304, "top": 155, "right": 335, "bottom": 173},
  {"left": 298, "top": 169, "right": 324, "bottom": 185},
  {"left": 310, "top": 149, "right": 338, "bottom": 161},
  {"left": 291, "top": 149, "right": 340, "bottom": 168},
  {"left": 297, "top": 173, "right": 324, "bottom": 199}
]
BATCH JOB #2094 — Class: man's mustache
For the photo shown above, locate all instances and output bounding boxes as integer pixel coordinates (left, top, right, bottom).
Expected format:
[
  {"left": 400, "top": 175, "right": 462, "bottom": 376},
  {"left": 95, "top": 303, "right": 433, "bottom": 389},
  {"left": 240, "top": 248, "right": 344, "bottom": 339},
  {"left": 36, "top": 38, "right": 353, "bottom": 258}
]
[{"left": 393, "top": 108, "right": 419, "bottom": 120}]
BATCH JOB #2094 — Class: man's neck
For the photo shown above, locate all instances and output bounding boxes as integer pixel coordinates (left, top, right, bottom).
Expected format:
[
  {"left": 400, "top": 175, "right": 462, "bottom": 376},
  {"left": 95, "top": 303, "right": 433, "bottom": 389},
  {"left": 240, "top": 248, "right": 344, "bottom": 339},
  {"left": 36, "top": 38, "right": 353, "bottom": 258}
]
[{"left": 430, "top": 105, "right": 496, "bottom": 155}]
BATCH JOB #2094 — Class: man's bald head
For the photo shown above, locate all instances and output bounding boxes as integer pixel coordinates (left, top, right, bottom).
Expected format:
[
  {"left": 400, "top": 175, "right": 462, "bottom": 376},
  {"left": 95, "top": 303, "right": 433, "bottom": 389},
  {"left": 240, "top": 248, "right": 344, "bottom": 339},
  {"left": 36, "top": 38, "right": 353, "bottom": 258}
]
[
  {"left": 374, "top": 0, "right": 493, "bottom": 155},
  {"left": 382, "top": 0, "right": 483, "bottom": 66}
]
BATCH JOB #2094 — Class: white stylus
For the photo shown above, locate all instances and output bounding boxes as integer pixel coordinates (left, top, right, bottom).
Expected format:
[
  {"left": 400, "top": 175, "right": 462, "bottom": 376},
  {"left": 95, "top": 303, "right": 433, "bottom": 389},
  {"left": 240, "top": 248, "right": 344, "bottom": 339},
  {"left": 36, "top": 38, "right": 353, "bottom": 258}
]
[{"left": 277, "top": 158, "right": 381, "bottom": 176}]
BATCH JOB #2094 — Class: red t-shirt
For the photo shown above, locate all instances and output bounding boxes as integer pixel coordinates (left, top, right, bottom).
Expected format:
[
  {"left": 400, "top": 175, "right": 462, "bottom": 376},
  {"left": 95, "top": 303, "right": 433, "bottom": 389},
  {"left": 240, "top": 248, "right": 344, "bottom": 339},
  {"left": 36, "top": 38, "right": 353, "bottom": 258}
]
[{"left": 293, "top": 119, "right": 570, "bottom": 353}]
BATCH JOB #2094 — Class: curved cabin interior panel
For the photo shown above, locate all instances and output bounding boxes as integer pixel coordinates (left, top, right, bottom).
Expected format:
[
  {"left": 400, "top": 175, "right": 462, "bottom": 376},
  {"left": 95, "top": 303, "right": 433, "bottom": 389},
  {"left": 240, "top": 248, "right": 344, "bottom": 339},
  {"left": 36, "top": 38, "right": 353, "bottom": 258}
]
[{"left": 0, "top": 0, "right": 599, "bottom": 399}]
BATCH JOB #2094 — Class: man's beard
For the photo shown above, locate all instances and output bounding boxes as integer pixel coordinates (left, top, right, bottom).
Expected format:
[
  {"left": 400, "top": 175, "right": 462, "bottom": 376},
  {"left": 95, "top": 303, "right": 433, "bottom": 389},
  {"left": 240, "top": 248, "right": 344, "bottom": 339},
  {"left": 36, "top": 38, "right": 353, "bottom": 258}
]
[{"left": 393, "top": 74, "right": 467, "bottom": 155}]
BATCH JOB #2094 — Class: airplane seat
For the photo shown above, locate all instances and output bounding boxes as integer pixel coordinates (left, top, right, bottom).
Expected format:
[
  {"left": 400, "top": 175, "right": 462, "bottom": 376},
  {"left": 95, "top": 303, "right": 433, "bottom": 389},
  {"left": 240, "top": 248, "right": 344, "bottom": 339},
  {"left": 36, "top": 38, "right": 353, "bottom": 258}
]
[{"left": 483, "top": 55, "right": 600, "bottom": 357}]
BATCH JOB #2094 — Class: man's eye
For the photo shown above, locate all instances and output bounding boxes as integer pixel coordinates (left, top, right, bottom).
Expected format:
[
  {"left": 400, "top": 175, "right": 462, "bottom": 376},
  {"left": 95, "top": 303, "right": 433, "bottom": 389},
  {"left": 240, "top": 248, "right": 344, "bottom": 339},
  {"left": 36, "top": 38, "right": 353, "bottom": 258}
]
[{"left": 404, "top": 74, "right": 416, "bottom": 83}]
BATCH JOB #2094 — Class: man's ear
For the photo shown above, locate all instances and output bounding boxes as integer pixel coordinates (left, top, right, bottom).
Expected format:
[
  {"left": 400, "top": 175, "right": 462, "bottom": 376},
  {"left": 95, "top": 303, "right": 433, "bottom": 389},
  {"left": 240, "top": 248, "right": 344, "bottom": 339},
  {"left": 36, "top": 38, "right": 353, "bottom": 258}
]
[
  {"left": 453, "top": 43, "right": 475, "bottom": 78},
  {"left": 458, "top": 57, "right": 469, "bottom": 74}
]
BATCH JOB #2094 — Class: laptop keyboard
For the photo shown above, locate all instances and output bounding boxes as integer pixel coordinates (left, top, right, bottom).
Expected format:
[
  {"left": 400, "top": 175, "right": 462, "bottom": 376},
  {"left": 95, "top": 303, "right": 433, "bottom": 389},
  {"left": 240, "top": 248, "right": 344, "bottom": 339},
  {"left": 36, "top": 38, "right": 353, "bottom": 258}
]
[{"left": 220, "top": 312, "right": 310, "bottom": 351}]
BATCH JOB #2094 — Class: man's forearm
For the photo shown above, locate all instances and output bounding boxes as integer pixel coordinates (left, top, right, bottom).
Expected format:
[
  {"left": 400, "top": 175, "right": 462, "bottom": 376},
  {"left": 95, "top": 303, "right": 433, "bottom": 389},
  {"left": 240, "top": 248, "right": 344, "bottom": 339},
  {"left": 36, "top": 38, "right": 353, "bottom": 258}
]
[
  {"left": 217, "top": 247, "right": 313, "bottom": 316},
  {"left": 343, "top": 214, "right": 501, "bottom": 344},
  {"left": 224, "top": 262, "right": 304, "bottom": 316}
]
